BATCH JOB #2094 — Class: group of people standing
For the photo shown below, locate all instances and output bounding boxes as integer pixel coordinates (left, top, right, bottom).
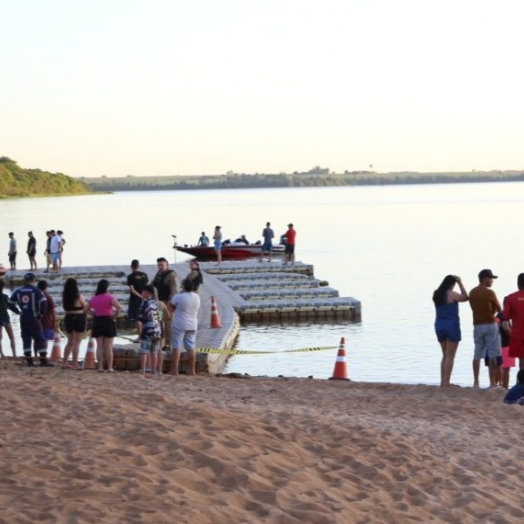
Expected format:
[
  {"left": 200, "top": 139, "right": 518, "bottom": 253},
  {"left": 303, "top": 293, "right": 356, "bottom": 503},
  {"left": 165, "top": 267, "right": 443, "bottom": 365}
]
[
  {"left": 433, "top": 269, "right": 524, "bottom": 392},
  {"left": 127, "top": 257, "right": 202, "bottom": 375},
  {"left": 0, "top": 257, "right": 203, "bottom": 375},
  {"left": 5, "top": 230, "right": 65, "bottom": 273},
  {"left": 197, "top": 222, "right": 297, "bottom": 265}
]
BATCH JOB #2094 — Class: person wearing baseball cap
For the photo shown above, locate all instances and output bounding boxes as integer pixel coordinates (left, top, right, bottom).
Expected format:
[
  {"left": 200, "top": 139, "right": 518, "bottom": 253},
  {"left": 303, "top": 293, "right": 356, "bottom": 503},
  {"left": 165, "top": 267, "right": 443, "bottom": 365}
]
[
  {"left": 282, "top": 223, "right": 296, "bottom": 266},
  {"left": 469, "top": 269, "right": 502, "bottom": 388},
  {"left": 8, "top": 273, "right": 52, "bottom": 367}
]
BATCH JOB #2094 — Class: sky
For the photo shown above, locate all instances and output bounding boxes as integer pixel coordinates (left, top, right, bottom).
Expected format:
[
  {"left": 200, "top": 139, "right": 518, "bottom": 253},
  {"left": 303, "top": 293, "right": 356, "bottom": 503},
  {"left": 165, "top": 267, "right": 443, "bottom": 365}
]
[{"left": 1, "top": 0, "right": 524, "bottom": 178}]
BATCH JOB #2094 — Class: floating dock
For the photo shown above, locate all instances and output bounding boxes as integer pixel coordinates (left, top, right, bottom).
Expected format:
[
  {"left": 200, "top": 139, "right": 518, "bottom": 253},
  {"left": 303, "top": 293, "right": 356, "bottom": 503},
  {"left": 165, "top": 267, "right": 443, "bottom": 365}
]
[{"left": 4, "top": 260, "right": 361, "bottom": 373}]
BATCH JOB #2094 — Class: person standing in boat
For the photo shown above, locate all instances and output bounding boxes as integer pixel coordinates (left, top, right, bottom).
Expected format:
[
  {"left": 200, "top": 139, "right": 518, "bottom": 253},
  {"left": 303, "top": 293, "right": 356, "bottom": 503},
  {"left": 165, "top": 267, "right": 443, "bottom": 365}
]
[
  {"left": 259, "top": 222, "right": 274, "bottom": 262},
  {"left": 197, "top": 232, "right": 209, "bottom": 247},
  {"left": 213, "top": 226, "right": 222, "bottom": 267},
  {"left": 432, "top": 275, "right": 469, "bottom": 387}
]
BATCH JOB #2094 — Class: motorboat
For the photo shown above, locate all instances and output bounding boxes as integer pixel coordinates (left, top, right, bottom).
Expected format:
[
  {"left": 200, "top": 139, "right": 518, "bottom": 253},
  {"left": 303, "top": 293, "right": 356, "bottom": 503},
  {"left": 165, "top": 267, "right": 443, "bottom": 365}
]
[{"left": 175, "top": 242, "right": 285, "bottom": 261}]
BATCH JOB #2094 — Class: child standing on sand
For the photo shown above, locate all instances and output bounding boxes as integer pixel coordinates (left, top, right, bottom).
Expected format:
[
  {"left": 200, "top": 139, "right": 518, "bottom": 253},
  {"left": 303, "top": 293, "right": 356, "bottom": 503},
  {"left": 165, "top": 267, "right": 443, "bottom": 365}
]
[
  {"left": 137, "top": 285, "right": 161, "bottom": 375},
  {"left": 504, "top": 369, "right": 524, "bottom": 404}
]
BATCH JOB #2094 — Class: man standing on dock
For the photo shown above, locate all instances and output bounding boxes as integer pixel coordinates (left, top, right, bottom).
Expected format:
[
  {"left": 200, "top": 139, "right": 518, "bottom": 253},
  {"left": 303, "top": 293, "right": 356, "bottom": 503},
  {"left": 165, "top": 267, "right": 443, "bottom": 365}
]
[
  {"left": 283, "top": 223, "right": 296, "bottom": 266},
  {"left": 259, "top": 222, "right": 274, "bottom": 262},
  {"left": 127, "top": 259, "right": 149, "bottom": 341},
  {"left": 153, "top": 257, "right": 178, "bottom": 349},
  {"left": 469, "top": 269, "right": 502, "bottom": 388},
  {"left": 27, "top": 231, "right": 37, "bottom": 271},
  {"left": 8, "top": 232, "right": 17, "bottom": 270}
]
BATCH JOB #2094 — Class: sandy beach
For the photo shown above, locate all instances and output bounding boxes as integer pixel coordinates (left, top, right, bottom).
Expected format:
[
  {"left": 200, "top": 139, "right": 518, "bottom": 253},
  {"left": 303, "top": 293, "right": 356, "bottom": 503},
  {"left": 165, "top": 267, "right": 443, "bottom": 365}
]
[{"left": 1, "top": 363, "right": 523, "bottom": 524}]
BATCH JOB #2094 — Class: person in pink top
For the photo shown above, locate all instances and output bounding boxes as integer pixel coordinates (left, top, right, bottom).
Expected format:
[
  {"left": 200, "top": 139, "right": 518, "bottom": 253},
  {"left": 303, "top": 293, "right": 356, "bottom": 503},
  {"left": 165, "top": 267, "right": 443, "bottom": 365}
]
[{"left": 88, "top": 279, "right": 122, "bottom": 373}]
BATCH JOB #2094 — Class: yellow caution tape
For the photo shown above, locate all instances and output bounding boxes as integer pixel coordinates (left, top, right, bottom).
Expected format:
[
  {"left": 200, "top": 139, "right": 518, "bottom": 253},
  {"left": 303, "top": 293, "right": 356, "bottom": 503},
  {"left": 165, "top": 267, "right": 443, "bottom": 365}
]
[
  {"left": 195, "top": 346, "right": 337, "bottom": 355},
  {"left": 118, "top": 334, "right": 337, "bottom": 355}
]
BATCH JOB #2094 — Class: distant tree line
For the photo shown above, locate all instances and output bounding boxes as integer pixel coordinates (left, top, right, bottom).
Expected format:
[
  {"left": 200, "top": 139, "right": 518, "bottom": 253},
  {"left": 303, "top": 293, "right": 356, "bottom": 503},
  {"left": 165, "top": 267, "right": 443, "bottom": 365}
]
[
  {"left": 0, "top": 157, "right": 91, "bottom": 197},
  {"left": 81, "top": 169, "right": 524, "bottom": 192}
]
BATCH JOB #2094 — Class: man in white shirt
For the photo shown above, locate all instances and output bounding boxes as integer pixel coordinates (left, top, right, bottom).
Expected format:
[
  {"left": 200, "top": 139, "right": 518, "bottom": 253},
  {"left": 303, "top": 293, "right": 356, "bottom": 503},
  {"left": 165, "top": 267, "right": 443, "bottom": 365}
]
[
  {"left": 49, "top": 230, "right": 62, "bottom": 273},
  {"left": 169, "top": 279, "right": 200, "bottom": 375}
]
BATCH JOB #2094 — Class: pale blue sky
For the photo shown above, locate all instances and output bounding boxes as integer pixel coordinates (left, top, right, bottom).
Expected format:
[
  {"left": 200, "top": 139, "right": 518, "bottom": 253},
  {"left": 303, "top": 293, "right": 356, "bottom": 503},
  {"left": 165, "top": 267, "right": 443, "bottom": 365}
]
[{"left": 1, "top": 0, "right": 523, "bottom": 177}]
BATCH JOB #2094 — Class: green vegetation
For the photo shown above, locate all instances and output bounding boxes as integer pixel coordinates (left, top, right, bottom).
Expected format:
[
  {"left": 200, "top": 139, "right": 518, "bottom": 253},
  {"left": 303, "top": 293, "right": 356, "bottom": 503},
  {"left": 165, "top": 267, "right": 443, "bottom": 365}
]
[
  {"left": 0, "top": 157, "right": 91, "bottom": 198},
  {"left": 80, "top": 167, "right": 524, "bottom": 192}
]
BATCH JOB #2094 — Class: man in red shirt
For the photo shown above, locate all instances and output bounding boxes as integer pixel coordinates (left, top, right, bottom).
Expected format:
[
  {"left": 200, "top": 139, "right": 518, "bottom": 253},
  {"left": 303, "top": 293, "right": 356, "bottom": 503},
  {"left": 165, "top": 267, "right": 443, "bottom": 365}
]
[
  {"left": 283, "top": 223, "right": 296, "bottom": 266},
  {"left": 503, "top": 273, "right": 524, "bottom": 370}
]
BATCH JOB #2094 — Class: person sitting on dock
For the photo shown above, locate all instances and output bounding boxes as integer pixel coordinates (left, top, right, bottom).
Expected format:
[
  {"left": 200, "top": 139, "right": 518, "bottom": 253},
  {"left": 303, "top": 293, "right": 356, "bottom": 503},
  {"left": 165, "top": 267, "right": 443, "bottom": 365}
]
[{"left": 197, "top": 232, "right": 209, "bottom": 247}]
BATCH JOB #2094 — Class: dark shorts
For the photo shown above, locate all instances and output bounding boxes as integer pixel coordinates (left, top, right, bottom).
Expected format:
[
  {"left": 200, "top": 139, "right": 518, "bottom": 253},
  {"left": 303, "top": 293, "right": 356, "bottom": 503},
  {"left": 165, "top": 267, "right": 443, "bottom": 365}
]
[
  {"left": 28, "top": 249, "right": 36, "bottom": 257},
  {"left": 8, "top": 252, "right": 17, "bottom": 263},
  {"left": 64, "top": 313, "right": 87, "bottom": 334},
  {"left": 128, "top": 302, "right": 141, "bottom": 322},
  {"left": 262, "top": 240, "right": 273, "bottom": 252},
  {"left": 435, "top": 323, "right": 461, "bottom": 343},
  {"left": 484, "top": 355, "right": 503, "bottom": 367},
  {"left": 92, "top": 316, "right": 117, "bottom": 338},
  {"left": 285, "top": 244, "right": 295, "bottom": 255}
]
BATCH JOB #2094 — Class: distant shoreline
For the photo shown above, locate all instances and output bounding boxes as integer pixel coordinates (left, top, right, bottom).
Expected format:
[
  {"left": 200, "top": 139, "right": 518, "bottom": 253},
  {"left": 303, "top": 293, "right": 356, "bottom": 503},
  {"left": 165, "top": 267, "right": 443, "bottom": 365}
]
[{"left": 79, "top": 171, "right": 524, "bottom": 192}]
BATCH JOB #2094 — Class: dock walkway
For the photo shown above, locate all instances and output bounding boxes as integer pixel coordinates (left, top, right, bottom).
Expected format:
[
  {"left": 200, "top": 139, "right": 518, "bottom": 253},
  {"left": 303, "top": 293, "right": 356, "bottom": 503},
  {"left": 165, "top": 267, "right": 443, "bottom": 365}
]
[{"left": 5, "top": 260, "right": 361, "bottom": 374}]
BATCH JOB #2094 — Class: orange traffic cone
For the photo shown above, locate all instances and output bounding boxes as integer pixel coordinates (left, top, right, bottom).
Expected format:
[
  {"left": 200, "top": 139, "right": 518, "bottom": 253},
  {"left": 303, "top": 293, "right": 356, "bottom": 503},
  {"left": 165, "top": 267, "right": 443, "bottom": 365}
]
[
  {"left": 329, "top": 337, "right": 350, "bottom": 381},
  {"left": 84, "top": 337, "right": 96, "bottom": 369},
  {"left": 210, "top": 296, "right": 222, "bottom": 328},
  {"left": 50, "top": 333, "right": 62, "bottom": 362}
]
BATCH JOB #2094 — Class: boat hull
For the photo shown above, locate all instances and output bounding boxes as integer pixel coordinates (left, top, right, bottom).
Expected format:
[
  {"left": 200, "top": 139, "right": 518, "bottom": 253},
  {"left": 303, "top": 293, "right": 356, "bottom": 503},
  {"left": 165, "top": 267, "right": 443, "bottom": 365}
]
[{"left": 175, "top": 244, "right": 285, "bottom": 261}]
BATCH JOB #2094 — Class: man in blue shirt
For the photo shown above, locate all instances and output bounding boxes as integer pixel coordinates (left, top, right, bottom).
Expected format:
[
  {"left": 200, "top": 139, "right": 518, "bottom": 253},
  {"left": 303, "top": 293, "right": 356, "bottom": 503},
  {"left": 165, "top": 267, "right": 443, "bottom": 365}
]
[{"left": 8, "top": 272, "right": 52, "bottom": 367}]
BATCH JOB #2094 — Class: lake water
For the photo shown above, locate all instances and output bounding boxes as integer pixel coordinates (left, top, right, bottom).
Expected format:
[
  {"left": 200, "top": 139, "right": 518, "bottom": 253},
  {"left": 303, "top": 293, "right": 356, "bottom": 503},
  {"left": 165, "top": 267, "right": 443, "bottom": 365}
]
[{"left": 2, "top": 182, "right": 523, "bottom": 387}]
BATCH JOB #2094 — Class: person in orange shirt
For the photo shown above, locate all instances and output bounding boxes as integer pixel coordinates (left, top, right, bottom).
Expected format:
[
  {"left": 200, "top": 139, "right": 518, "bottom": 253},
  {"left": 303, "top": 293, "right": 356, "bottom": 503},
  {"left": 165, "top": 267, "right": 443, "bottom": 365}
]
[{"left": 469, "top": 269, "right": 502, "bottom": 388}]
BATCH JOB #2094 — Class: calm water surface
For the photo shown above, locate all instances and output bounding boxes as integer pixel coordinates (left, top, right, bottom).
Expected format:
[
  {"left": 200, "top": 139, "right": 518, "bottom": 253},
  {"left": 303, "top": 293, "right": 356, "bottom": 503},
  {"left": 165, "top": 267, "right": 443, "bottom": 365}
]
[{"left": 2, "top": 182, "right": 524, "bottom": 387}]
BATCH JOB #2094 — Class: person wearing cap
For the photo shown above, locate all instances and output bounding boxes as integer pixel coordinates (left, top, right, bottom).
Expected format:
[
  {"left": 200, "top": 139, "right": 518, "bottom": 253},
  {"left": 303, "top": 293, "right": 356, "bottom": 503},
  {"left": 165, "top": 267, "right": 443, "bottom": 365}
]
[
  {"left": 282, "top": 223, "right": 296, "bottom": 266},
  {"left": 469, "top": 269, "right": 502, "bottom": 388},
  {"left": 502, "top": 273, "right": 524, "bottom": 371},
  {"left": 8, "top": 272, "right": 52, "bottom": 367},
  {"left": 213, "top": 226, "right": 222, "bottom": 267}
]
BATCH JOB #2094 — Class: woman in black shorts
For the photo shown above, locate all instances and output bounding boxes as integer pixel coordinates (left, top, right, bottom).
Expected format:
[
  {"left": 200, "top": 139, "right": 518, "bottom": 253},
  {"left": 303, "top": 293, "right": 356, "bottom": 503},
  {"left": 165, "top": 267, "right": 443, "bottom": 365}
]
[
  {"left": 88, "top": 279, "right": 122, "bottom": 373},
  {"left": 62, "top": 278, "right": 87, "bottom": 370}
]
